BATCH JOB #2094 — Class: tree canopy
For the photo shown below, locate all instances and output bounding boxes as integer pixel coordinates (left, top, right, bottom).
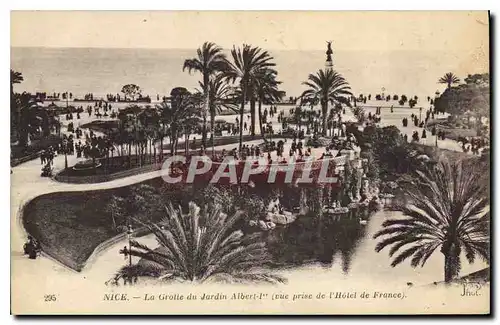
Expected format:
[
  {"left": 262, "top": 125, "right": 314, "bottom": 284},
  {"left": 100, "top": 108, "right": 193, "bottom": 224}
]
[
  {"left": 438, "top": 72, "right": 461, "bottom": 89},
  {"left": 434, "top": 75, "right": 489, "bottom": 117},
  {"left": 121, "top": 84, "right": 142, "bottom": 101}
]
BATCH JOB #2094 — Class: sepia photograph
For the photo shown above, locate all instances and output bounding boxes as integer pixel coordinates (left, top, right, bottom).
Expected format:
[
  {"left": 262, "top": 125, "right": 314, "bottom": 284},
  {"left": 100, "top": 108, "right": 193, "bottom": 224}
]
[{"left": 9, "top": 10, "right": 490, "bottom": 315}]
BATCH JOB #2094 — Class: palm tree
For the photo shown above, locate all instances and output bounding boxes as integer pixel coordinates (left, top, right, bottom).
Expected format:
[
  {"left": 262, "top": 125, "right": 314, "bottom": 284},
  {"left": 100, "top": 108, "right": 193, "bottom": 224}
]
[
  {"left": 439, "top": 72, "right": 461, "bottom": 89},
  {"left": 15, "top": 92, "right": 51, "bottom": 147},
  {"left": 183, "top": 42, "right": 228, "bottom": 149},
  {"left": 11, "top": 70, "right": 23, "bottom": 100},
  {"left": 301, "top": 69, "right": 352, "bottom": 136},
  {"left": 294, "top": 103, "right": 304, "bottom": 130},
  {"left": 373, "top": 157, "right": 490, "bottom": 283},
  {"left": 138, "top": 107, "right": 161, "bottom": 164},
  {"left": 11, "top": 70, "right": 24, "bottom": 138},
  {"left": 158, "top": 88, "right": 199, "bottom": 155},
  {"left": 351, "top": 106, "right": 366, "bottom": 125},
  {"left": 255, "top": 68, "right": 282, "bottom": 141},
  {"left": 198, "top": 74, "right": 239, "bottom": 155},
  {"left": 114, "top": 202, "right": 286, "bottom": 284},
  {"left": 224, "top": 45, "right": 276, "bottom": 151},
  {"left": 10, "top": 69, "right": 23, "bottom": 102},
  {"left": 118, "top": 110, "right": 138, "bottom": 167}
]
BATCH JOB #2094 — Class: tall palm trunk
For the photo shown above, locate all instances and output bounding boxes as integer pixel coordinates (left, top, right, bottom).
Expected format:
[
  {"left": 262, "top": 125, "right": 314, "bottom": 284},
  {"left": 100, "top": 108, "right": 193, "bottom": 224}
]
[
  {"left": 210, "top": 110, "right": 215, "bottom": 157},
  {"left": 185, "top": 127, "right": 189, "bottom": 156},
  {"left": 170, "top": 129, "right": 176, "bottom": 156},
  {"left": 149, "top": 139, "right": 153, "bottom": 164},
  {"left": 443, "top": 242, "right": 460, "bottom": 283},
  {"left": 298, "top": 109, "right": 302, "bottom": 130},
  {"left": 153, "top": 142, "right": 157, "bottom": 165},
  {"left": 202, "top": 74, "right": 209, "bottom": 149},
  {"left": 321, "top": 101, "right": 328, "bottom": 136},
  {"left": 258, "top": 99, "right": 266, "bottom": 142},
  {"left": 250, "top": 97, "right": 256, "bottom": 136},
  {"left": 202, "top": 115, "right": 207, "bottom": 149},
  {"left": 238, "top": 87, "right": 246, "bottom": 152}
]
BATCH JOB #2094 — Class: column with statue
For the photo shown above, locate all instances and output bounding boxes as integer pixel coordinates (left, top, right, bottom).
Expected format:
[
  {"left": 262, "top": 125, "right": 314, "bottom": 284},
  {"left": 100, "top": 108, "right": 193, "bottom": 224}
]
[{"left": 325, "top": 41, "right": 333, "bottom": 70}]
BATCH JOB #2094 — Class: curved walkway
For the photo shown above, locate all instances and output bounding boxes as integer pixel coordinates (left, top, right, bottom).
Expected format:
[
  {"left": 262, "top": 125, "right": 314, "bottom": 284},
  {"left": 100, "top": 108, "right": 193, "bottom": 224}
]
[{"left": 11, "top": 104, "right": 481, "bottom": 291}]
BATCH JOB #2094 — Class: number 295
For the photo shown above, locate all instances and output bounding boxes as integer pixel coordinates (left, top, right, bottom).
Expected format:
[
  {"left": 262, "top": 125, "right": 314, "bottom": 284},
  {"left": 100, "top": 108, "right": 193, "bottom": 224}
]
[{"left": 44, "top": 294, "right": 57, "bottom": 302}]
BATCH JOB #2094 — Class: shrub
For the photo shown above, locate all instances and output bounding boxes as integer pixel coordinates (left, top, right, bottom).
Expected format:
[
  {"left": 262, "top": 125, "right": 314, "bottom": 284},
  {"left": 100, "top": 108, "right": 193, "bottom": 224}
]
[
  {"left": 240, "top": 195, "right": 266, "bottom": 220},
  {"left": 118, "top": 202, "right": 287, "bottom": 284}
]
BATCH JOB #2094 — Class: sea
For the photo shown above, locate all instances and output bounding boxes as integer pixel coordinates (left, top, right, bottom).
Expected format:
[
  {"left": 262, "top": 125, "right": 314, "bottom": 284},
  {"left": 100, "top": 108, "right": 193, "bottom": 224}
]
[{"left": 10, "top": 47, "right": 480, "bottom": 100}]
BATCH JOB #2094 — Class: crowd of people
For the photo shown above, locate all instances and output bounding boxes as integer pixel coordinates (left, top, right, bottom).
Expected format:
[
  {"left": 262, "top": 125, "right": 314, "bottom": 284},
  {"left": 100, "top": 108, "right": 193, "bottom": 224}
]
[
  {"left": 401, "top": 108, "right": 437, "bottom": 142},
  {"left": 399, "top": 107, "right": 488, "bottom": 155},
  {"left": 367, "top": 111, "right": 382, "bottom": 123},
  {"left": 40, "top": 146, "right": 56, "bottom": 167},
  {"left": 61, "top": 100, "right": 117, "bottom": 120}
]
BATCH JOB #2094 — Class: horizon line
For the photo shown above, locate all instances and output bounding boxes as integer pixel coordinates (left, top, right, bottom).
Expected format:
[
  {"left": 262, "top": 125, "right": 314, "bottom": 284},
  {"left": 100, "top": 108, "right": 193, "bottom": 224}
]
[{"left": 10, "top": 45, "right": 432, "bottom": 52}]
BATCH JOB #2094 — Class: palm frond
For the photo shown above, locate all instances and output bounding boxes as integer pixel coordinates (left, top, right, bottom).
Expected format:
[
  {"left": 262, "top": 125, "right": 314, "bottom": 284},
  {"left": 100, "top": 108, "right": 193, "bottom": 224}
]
[
  {"left": 374, "top": 156, "right": 490, "bottom": 282},
  {"left": 114, "top": 202, "right": 281, "bottom": 284}
]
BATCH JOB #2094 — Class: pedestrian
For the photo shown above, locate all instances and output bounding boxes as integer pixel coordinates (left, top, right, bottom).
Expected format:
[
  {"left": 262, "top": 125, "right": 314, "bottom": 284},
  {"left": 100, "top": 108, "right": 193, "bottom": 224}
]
[{"left": 40, "top": 151, "right": 45, "bottom": 165}]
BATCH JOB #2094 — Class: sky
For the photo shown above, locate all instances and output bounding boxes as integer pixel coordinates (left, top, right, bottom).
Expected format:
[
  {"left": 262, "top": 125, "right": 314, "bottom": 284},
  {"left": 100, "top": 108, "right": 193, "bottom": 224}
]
[
  {"left": 11, "top": 11, "right": 489, "bottom": 54},
  {"left": 10, "top": 10, "right": 490, "bottom": 97}
]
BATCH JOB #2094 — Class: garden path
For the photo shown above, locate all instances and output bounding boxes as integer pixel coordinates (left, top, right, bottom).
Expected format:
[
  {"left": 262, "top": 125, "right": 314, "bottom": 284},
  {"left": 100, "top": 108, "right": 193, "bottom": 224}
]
[{"left": 11, "top": 102, "right": 481, "bottom": 290}]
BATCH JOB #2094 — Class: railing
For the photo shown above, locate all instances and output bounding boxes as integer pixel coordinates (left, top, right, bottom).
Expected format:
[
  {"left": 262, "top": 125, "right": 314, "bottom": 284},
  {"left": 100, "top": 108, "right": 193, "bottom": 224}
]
[{"left": 11, "top": 151, "right": 43, "bottom": 167}]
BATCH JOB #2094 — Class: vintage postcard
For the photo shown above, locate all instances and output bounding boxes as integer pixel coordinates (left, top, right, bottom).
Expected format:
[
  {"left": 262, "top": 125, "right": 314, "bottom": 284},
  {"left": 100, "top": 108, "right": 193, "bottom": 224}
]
[{"left": 10, "top": 11, "right": 490, "bottom": 315}]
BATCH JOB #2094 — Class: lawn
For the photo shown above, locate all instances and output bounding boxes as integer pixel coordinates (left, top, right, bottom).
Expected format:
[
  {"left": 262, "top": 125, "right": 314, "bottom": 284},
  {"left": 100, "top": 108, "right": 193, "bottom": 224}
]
[
  {"left": 22, "top": 177, "right": 180, "bottom": 271},
  {"left": 23, "top": 189, "right": 121, "bottom": 271}
]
